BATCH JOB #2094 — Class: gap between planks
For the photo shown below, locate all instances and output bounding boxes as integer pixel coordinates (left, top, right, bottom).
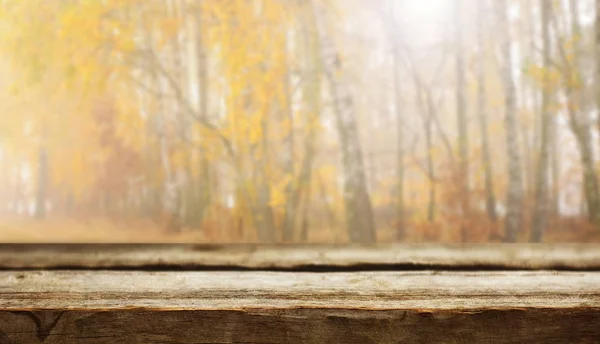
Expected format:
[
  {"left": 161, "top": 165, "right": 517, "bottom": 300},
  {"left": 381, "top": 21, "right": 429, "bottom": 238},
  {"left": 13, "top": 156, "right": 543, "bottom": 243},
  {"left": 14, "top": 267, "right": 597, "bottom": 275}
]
[{"left": 0, "top": 244, "right": 599, "bottom": 270}]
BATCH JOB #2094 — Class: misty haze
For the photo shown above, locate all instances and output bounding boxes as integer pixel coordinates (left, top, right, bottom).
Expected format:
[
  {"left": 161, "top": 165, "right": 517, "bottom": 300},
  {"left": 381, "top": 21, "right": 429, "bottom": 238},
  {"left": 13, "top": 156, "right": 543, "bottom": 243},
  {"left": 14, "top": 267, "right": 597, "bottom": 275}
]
[{"left": 0, "top": 0, "right": 598, "bottom": 244}]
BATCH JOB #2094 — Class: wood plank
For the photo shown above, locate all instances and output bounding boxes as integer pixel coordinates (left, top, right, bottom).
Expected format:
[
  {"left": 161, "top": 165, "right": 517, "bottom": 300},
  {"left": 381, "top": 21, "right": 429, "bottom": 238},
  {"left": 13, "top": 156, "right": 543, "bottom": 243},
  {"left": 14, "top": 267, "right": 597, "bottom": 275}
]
[
  {"left": 1, "top": 308, "right": 599, "bottom": 344},
  {"left": 0, "top": 244, "right": 599, "bottom": 270},
  {"left": 1, "top": 271, "right": 599, "bottom": 343},
  {"left": 2, "top": 270, "right": 600, "bottom": 310}
]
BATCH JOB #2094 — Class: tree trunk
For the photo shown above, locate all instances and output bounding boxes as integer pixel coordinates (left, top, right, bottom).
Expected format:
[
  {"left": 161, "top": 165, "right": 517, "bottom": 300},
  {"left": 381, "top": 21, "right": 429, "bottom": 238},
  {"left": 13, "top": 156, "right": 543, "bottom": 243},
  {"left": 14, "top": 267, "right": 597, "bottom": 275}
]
[
  {"left": 299, "top": 166, "right": 313, "bottom": 243},
  {"left": 34, "top": 146, "right": 47, "bottom": 220},
  {"left": 596, "top": 0, "right": 600, "bottom": 146},
  {"left": 394, "top": 53, "right": 406, "bottom": 237},
  {"left": 552, "top": 0, "right": 600, "bottom": 227},
  {"left": 531, "top": 0, "right": 551, "bottom": 243},
  {"left": 426, "top": 103, "right": 436, "bottom": 224},
  {"left": 476, "top": 0, "right": 497, "bottom": 223},
  {"left": 519, "top": 0, "right": 536, "bottom": 205},
  {"left": 289, "top": 11, "right": 321, "bottom": 242},
  {"left": 564, "top": 94, "right": 600, "bottom": 227},
  {"left": 255, "top": 183, "right": 276, "bottom": 243},
  {"left": 455, "top": 0, "right": 469, "bottom": 241},
  {"left": 388, "top": 1, "right": 406, "bottom": 241},
  {"left": 528, "top": 1, "right": 542, "bottom": 206},
  {"left": 551, "top": 111, "right": 560, "bottom": 217},
  {"left": 311, "top": 0, "right": 376, "bottom": 244},
  {"left": 578, "top": 131, "right": 600, "bottom": 224},
  {"left": 161, "top": 0, "right": 183, "bottom": 233},
  {"left": 194, "top": 5, "right": 211, "bottom": 228},
  {"left": 173, "top": 0, "right": 194, "bottom": 229},
  {"left": 255, "top": 104, "right": 277, "bottom": 243},
  {"left": 282, "top": 26, "right": 296, "bottom": 242},
  {"left": 572, "top": 0, "right": 600, "bottom": 226},
  {"left": 412, "top": 70, "right": 436, "bottom": 223},
  {"left": 497, "top": 0, "right": 524, "bottom": 243}
]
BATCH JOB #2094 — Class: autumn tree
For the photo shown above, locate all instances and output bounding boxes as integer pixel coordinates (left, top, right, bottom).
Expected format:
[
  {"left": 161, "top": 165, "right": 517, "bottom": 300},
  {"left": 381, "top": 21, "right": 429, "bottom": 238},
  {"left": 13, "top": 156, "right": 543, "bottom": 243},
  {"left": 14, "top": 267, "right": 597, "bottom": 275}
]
[
  {"left": 496, "top": 0, "right": 524, "bottom": 242},
  {"left": 312, "top": 0, "right": 376, "bottom": 243},
  {"left": 454, "top": 0, "right": 469, "bottom": 241},
  {"left": 1, "top": 0, "right": 600, "bottom": 244},
  {"left": 551, "top": 0, "right": 600, "bottom": 227},
  {"left": 531, "top": 0, "right": 552, "bottom": 243},
  {"left": 476, "top": 0, "right": 497, "bottom": 223}
]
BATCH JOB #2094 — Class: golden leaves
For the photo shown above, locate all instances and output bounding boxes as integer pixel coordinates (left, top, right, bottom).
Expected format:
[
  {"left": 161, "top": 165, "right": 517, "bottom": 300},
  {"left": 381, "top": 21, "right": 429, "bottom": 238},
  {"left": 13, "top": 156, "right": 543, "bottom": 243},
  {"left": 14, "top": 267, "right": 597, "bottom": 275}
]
[
  {"left": 157, "top": 17, "right": 184, "bottom": 51},
  {"left": 523, "top": 63, "right": 561, "bottom": 90},
  {"left": 269, "top": 174, "right": 293, "bottom": 208},
  {"left": 0, "top": 0, "right": 316, "bottom": 226}
]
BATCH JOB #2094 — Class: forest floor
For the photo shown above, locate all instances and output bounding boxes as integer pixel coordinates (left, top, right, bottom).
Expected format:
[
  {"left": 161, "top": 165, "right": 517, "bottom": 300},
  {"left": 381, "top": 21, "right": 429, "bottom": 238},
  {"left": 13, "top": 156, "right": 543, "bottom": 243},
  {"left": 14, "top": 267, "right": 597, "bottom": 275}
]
[
  {"left": 0, "top": 217, "right": 206, "bottom": 243},
  {"left": 0, "top": 216, "right": 598, "bottom": 243}
]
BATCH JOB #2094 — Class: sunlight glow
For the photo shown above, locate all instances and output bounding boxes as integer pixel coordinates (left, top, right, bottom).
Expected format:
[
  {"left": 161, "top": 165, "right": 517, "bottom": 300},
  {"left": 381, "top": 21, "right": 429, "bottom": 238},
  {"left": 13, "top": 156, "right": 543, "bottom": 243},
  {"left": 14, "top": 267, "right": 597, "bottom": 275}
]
[
  {"left": 399, "top": 0, "right": 451, "bottom": 24},
  {"left": 393, "top": 0, "right": 453, "bottom": 46}
]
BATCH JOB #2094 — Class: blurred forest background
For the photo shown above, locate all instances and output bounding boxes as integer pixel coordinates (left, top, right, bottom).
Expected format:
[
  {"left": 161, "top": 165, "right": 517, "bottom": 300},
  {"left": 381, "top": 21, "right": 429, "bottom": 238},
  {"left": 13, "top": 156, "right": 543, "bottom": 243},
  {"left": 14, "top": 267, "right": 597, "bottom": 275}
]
[{"left": 0, "top": 0, "right": 599, "bottom": 243}]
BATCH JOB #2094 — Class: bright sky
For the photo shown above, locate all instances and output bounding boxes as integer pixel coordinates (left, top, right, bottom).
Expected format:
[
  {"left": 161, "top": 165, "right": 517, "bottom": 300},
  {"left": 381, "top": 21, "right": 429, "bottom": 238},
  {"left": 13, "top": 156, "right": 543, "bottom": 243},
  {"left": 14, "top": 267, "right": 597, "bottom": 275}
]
[
  {"left": 398, "top": 0, "right": 451, "bottom": 23},
  {"left": 392, "top": 0, "right": 453, "bottom": 49}
]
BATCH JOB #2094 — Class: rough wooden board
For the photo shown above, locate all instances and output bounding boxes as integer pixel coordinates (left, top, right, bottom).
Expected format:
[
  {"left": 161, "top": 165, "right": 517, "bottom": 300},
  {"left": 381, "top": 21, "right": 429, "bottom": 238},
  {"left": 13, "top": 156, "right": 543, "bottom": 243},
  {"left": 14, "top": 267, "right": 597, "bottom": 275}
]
[
  {"left": 0, "top": 271, "right": 599, "bottom": 343},
  {"left": 1, "top": 309, "right": 599, "bottom": 344},
  {"left": 1, "top": 244, "right": 600, "bottom": 269},
  {"left": 1, "top": 271, "right": 599, "bottom": 310}
]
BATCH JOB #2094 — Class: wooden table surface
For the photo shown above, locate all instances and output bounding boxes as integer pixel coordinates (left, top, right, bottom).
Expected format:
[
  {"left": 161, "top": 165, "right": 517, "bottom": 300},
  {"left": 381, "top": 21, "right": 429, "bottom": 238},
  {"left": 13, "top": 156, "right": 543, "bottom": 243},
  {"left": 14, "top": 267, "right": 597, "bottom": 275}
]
[
  {"left": 0, "top": 244, "right": 599, "bottom": 343},
  {"left": 0, "top": 243, "right": 599, "bottom": 270}
]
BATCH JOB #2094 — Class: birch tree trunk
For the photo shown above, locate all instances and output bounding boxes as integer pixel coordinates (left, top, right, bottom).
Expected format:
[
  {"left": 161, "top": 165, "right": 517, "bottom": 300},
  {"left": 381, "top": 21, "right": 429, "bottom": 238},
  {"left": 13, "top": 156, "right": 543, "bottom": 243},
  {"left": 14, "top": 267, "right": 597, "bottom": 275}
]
[
  {"left": 254, "top": 102, "right": 276, "bottom": 243},
  {"left": 570, "top": 0, "right": 599, "bottom": 225},
  {"left": 394, "top": 46, "right": 406, "bottom": 239},
  {"left": 551, "top": 107, "right": 560, "bottom": 217},
  {"left": 496, "top": 0, "right": 524, "bottom": 242},
  {"left": 531, "top": 0, "right": 551, "bottom": 243},
  {"left": 290, "top": 5, "right": 321, "bottom": 242},
  {"left": 476, "top": 0, "right": 497, "bottom": 223},
  {"left": 170, "top": 0, "right": 191, "bottom": 228},
  {"left": 455, "top": 0, "right": 469, "bottom": 241},
  {"left": 282, "top": 25, "right": 296, "bottom": 242},
  {"left": 553, "top": 0, "right": 600, "bottom": 227},
  {"left": 384, "top": 0, "right": 406, "bottom": 240},
  {"left": 162, "top": 0, "right": 183, "bottom": 233},
  {"left": 410, "top": 64, "right": 437, "bottom": 224},
  {"left": 596, "top": 0, "right": 600, "bottom": 143},
  {"left": 312, "top": 0, "right": 376, "bottom": 244},
  {"left": 519, "top": 0, "right": 539, "bottom": 206},
  {"left": 528, "top": 1, "right": 542, "bottom": 201},
  {"left": 193, "top": 3, "right": 211, "bottom": 228},
  {"left": 34, "top": 146, "right": 47, "bottom": 220},
  {"left": 425, "top": 93, "right": 436, "bottom": 223}
]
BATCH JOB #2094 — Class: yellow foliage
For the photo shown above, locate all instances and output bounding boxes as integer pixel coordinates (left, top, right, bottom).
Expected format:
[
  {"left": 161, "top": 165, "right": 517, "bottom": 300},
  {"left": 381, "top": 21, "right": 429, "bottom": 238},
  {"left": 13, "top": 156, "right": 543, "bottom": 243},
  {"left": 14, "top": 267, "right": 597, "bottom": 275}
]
[{"left": 0, "top": 0, "right": 330, "bottom": 238}]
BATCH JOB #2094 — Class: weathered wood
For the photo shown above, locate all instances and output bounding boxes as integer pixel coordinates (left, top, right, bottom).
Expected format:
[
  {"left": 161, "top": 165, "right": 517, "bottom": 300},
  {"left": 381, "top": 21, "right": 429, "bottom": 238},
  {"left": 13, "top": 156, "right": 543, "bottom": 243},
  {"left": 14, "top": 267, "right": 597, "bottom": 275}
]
[
  {"left": 0, "top": 244, "right": 599, "bottom": 270},
  {"left": 2, "top": 270, "right": 600, "bottom": 309},
  {"left": 0, "top": 271, "right": 599, "bottom": 343},
  {"left": 1, "top": 309, "right": 599, "bottom": 344}
]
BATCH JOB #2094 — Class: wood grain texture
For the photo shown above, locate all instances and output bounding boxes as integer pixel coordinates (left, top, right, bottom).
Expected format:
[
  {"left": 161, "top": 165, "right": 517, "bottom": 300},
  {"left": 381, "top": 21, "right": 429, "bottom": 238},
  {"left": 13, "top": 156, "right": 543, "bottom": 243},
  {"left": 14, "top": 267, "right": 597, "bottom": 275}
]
[
  {"left": 1, "top": 309, "right": 599, "bottom": 344},
  {"left": 2, "top": 270, "right": 600, "bottom": 309},
  {"left": 0, "top": 244, "right": 599, "bottom": 270},
  {"left": 1, "top": 271, "right": 599, "bottom": 343}
]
